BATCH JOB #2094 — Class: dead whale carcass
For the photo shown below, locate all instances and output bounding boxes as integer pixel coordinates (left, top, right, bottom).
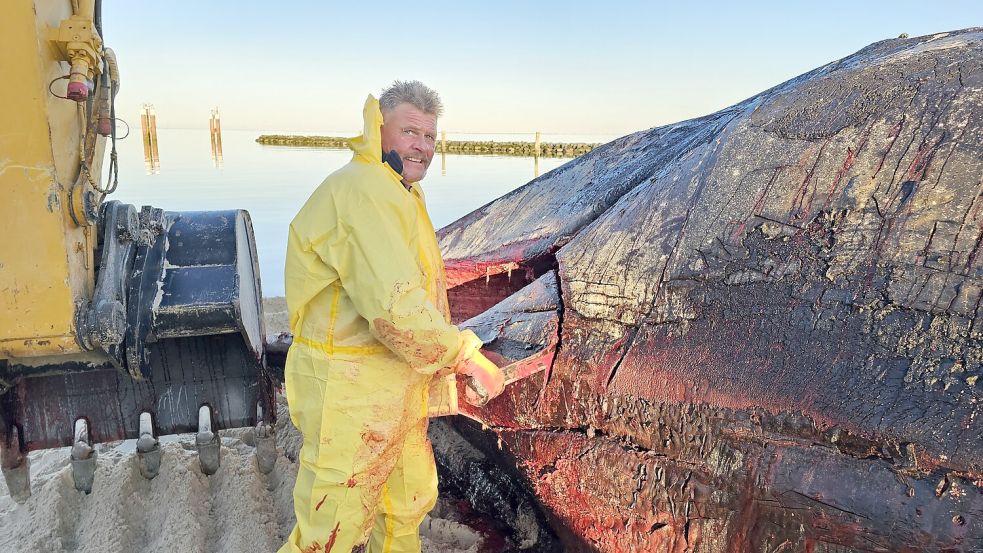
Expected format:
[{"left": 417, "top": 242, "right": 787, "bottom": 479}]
[{"left": 440, "top": 29, "right": 983, "bottom": 552}]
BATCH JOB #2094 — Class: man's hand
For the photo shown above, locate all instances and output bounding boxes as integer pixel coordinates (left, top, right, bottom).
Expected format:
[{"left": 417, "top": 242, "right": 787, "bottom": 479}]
[{"left": 459, "top": 353, "right": 505, "bottom": 406}]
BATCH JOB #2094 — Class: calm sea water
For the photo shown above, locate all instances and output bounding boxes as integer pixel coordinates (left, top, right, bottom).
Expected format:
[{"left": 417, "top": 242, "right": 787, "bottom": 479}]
[{"left": 104, "top": 129, "right": 613, "bottom": 296}]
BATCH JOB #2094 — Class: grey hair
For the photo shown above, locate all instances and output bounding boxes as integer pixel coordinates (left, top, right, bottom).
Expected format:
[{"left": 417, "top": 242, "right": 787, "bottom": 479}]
[{"left": 379, "top": 80, "right": 444, "bottom": 118}]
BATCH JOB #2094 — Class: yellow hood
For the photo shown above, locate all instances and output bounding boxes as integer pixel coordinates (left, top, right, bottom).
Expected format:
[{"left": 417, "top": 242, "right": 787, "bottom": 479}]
[{"left": 348, "top": 94, "right": 385, "bottom": 166}]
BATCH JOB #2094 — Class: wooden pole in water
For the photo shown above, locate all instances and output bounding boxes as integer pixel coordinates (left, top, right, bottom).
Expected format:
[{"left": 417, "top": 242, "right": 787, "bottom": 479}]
[
  {"left": 213, "top": 109, "right": 222, "bottom": 147},
  {"left": 534, "top": 131, "right": 541, "bottom": 157},
  {"left": 209, "top": 110, "right": 217, "bottom": 162},
  {"left": 215, "top": 113, "right": 223, "bottom": 168},
  {"left": 210, "top": 107, "right": 224, "bottom": 167},
  {"left": 141, "top": 104, "right": 160, "bottom": 173},
  {"left": 148, "top": 106, "right": 159, "bottom": 173},
  {"left": 140, "top": 105, "right": 151, "bottom": 168},
  {"left": 441, "top": 130, "right": 446, "bottom": 154}
]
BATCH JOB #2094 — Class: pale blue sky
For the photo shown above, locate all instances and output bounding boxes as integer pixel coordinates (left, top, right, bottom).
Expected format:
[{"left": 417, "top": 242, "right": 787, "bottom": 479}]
[{"left": 104, "top": 1, "right": 981, "bottom": 136}]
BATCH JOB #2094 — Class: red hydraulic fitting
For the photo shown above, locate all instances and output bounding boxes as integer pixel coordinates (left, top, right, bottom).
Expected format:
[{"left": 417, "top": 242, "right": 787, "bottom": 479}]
[
  {"left": 67, "top": 79, "right": 89, "bottom": 102},
  {"left": 97, "top": 115, "right": 112, "bottom": 136}
]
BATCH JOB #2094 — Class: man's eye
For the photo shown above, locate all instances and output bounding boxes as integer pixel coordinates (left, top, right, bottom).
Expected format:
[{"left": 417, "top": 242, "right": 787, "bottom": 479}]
[{"left": 404, "top": 129, "right": 416, "bottom": 136}]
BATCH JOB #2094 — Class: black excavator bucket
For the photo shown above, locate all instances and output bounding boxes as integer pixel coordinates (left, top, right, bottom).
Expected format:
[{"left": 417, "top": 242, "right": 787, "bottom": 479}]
[{"left": 0, "top": 202, "right": 275, "bottom": 456}]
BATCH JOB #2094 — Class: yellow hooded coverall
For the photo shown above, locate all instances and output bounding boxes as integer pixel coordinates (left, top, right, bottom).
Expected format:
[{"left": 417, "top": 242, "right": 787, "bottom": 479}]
[{"left": 279, "top": 95, "right": 492, "bottom": 553}]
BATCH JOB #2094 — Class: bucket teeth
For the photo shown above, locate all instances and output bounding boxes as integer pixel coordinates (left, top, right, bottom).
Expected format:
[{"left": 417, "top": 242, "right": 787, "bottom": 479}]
[
  {"left": 70, "top": 419, "right": 97, "bottom": 494},
  {"left": 254, "top": 423, "right": 276, "bottom": 474},
  {"left": 1, "top": 427, "right": 31, "bottom": 503},
  {"left": 196, "top": 405, "right": 221, "bottom": 475},
  {"left": 136, "top": 412, "right": 162, "bottom": 479},
  {"left": 254, "top": 403, "right": 276, "bottom": 474}
]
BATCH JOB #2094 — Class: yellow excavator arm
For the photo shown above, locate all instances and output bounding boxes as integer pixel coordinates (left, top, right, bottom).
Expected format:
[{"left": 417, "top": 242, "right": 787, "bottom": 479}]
[
  {"left": 0, "top": 0, "right": 276, "bottom": 501},
  {"left": 0, "top": 0, "right": 102, "bottom": 359}
]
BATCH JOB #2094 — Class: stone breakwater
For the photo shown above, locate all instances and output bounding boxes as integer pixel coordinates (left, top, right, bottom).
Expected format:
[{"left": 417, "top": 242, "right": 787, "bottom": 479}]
[{"left": 255, "top": 134, "right": 599, "bottom": 158}]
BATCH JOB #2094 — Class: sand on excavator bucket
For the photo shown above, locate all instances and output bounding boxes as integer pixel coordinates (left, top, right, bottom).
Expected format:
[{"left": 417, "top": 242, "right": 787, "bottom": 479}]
[{"left": 0, "top": 201, "right": 275, "bottom": 473}]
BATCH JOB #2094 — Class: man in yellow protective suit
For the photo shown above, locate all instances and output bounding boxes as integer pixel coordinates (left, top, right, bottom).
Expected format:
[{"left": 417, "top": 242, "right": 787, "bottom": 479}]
[{"left": 279, "top": 80, "right": 505, "bottom": 553}]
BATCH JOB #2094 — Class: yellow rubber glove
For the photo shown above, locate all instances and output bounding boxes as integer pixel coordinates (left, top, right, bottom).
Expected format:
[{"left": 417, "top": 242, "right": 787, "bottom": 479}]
[{"left": 459, "top": 352, "right": 505, "bottom": 406}]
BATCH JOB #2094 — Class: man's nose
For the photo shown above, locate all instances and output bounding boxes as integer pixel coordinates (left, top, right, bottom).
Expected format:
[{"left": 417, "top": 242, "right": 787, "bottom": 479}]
[{"left": 414, "top": 134, "right": 434, "bottom": 156}]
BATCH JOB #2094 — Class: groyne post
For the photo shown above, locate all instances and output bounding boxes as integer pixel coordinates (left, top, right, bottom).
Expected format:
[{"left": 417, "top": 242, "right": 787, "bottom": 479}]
[
  {"left": 210, "top": 107, "right": 224, "bottom": 168},
  {"left": 140, "top": 104, "right": 160, "bottom": 174}
]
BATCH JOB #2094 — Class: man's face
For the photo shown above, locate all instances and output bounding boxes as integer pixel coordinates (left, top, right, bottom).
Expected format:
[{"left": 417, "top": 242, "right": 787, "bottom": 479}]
[{"left": 380, "top": 102, "right": 437, "bottom": 183}]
